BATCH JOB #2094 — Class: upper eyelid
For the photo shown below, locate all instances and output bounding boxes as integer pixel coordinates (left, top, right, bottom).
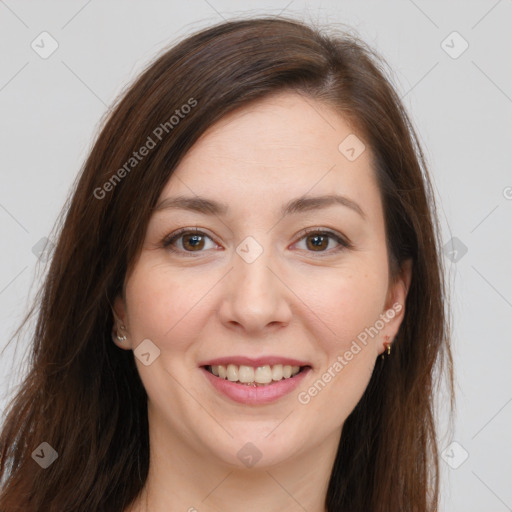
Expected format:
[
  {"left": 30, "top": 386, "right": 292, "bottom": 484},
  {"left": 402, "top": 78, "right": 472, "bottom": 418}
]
[
  {"left": 293, "top": 228, "right": 352, "bottom": 251},
  {"left": 163, "top": 227, "right": 349, "bottom": 252},
  {"left": 163, "top": 227, "right": 217, "bottom": 245}
]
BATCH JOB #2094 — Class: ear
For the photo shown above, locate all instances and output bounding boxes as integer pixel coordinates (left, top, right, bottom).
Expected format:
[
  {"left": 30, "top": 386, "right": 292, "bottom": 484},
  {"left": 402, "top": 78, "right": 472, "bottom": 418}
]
[
  {"left": 111, "top": 294, "right": 132, "bottom": 350},
  {"left": 378, "top": 258, "right": 412, "bottom": 355}
]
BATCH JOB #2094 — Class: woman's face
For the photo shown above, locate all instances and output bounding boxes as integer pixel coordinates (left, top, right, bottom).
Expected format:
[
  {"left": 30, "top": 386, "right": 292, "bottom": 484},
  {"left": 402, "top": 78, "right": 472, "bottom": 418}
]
[{"left": 114, "top": 91, "right": 410, "bottom": 469}]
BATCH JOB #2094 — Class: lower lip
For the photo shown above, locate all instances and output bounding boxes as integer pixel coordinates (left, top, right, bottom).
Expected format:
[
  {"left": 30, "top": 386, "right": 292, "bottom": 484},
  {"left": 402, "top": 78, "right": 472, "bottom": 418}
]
[{"left": 201, "top": 367, "right": 311, "bottom": 405}]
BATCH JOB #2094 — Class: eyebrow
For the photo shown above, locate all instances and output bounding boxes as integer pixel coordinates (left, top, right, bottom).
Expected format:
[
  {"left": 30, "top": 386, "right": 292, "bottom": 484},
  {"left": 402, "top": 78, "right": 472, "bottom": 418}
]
[{"left": 154, "top": 194, "right": 365, "bottom": 219}]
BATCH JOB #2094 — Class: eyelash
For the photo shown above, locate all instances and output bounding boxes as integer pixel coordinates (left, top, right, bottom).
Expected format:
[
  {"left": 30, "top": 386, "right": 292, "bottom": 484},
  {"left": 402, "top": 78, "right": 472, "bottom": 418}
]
[{"left": 162, "top": 227, "right": 352, "bottom": 257}]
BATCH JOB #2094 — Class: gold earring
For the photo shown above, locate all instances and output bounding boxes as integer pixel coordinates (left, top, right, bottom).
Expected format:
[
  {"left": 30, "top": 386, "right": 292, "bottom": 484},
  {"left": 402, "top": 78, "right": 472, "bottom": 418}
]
[{"left": 381, "top": 335, "right": 391, "bottom": 359}]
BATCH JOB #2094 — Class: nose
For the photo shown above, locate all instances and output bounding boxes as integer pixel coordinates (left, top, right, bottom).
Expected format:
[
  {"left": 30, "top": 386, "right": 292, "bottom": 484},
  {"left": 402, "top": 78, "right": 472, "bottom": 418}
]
[{"left": 218, "top": 247, "right": 292, "bottom": 335}]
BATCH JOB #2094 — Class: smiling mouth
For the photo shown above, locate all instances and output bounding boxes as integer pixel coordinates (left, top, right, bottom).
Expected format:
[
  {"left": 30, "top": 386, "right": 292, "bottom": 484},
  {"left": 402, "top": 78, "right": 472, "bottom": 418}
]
[{"left": 204, "top": 364, "right": 310, "bottom": 387}]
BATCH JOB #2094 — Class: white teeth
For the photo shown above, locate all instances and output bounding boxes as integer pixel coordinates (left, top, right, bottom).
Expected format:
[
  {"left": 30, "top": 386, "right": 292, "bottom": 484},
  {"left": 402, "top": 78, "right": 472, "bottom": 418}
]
[
  {"left": 226, "top": 364, "right": 238, "bottom": 382},
  {"left": 254, "top": 365, "right": 272, "bottom": 384},
  {"left": 209, "top": 363, "right": 302, "bottom": 385},
  {"left": 271, "top": 364, "right": 283, "bottom": 381},
  {"left": 238, "top": 365, "right": 254, "bottom": 383}
]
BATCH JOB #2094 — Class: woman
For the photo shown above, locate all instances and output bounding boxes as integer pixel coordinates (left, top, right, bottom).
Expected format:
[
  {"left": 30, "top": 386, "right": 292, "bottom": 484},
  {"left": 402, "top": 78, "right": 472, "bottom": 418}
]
[{"left": 0, "top": 16, "right": 452, "bottom": 512}]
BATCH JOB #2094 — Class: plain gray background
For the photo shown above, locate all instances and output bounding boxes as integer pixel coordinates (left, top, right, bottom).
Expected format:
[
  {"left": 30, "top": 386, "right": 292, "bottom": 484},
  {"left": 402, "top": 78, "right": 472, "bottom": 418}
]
[{"left": 1, "top": 1, "right": 511, "bottom": 510}]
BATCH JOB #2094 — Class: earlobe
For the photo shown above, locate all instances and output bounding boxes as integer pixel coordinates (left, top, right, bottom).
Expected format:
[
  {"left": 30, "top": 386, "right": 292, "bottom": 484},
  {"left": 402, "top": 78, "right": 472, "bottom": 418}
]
[
  {"left": 115, "top": 326, "right": 127, "bottom": 342},
  {"left": 111, "top": 295, "right": 131, "bottom": 350},
  {"left": 386, "top": 258, "right": 412, "bottom": 310},
  {"left": 111, "top": 322, "right": 131, "bottom": 350},
  {"left": 379, "top": 259, "right": 413, "bottom": 356}
]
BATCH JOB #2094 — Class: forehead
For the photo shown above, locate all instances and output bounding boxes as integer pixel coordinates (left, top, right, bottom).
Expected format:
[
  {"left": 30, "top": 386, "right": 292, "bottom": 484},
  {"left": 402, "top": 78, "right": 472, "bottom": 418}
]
[{"left": 159, "top": 91, "right": 380, "bottom": 218}]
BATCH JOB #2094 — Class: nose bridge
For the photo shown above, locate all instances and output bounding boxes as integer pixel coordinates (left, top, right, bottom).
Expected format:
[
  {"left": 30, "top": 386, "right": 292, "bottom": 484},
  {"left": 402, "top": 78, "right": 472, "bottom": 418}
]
[{"left": 219, "top": 237, "right": 291, "bottom": 331}]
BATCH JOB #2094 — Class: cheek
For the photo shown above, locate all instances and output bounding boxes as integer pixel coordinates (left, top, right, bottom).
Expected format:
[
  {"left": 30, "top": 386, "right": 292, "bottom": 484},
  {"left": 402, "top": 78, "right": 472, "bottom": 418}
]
[
  {"left": 293, "top": 264, "right": 388, "bottom": 349},
  {"left": 294, "top": 269, "right": 385, "bottom": 429},
  {"left": 124, "top": 262, "right": 216, "bottom": 352}
]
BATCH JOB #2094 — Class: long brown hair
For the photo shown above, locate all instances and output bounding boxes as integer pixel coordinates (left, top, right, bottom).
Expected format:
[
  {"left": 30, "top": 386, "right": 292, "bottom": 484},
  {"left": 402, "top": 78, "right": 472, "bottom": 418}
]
[{"left": 0, "top": 17, "right": 452, "bottom": 511}]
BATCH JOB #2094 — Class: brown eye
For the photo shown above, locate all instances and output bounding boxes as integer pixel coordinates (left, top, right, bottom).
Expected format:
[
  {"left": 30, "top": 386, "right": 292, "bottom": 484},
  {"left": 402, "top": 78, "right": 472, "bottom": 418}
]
[
  {"left": 305, "top": 233, "right": 329, "bottom": 251},
  {"left": 294, "top": 229, "right": 350, "bottom": 255},
  {"left": 163, "top": 229, "right": 217, "bottom": 254},
  {"left": 182, "top": 233, "right": 205, "bottom": 251}
]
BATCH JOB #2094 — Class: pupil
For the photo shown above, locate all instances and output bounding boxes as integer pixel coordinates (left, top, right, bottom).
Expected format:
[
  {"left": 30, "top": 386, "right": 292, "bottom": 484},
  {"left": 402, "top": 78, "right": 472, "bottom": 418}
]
[
  {"left": 308, "top": 234, "right": 326, "bottom": 251},
  {"left": 185, "top": 234, "right": 204, "bottom": 250}
]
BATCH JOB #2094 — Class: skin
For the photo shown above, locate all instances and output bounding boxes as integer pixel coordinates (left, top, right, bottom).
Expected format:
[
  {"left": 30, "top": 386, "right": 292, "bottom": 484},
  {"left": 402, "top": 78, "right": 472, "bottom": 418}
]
[{"left": 113, "top": 91, "right": 411, "bottom": 512}]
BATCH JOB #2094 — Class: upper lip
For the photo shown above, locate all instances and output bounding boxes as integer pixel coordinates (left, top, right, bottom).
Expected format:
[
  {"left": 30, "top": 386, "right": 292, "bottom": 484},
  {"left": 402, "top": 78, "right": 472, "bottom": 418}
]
[{"left": 199, "top": 356, "right": 311, "bottom": 368}]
